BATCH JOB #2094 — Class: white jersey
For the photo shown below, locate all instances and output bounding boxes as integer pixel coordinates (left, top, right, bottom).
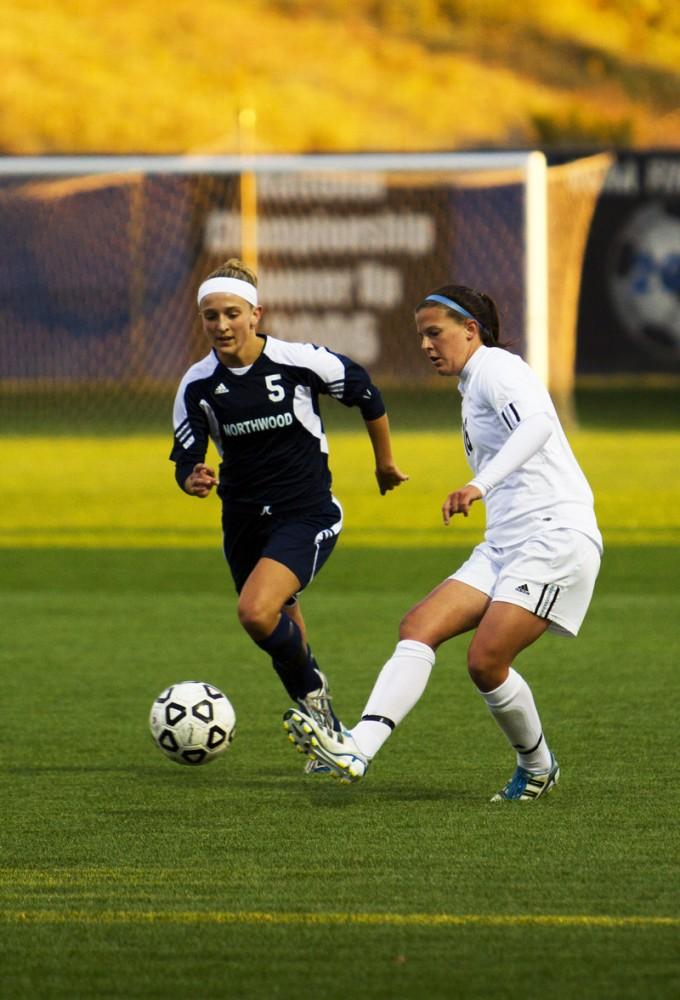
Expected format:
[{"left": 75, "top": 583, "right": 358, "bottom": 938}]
[{"left": 458, "top": 346, "right": 602, "bottom": 551}]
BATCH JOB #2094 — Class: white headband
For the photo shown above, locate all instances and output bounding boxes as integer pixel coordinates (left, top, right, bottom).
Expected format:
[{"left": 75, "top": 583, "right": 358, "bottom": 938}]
[{"left": 197, "top": 277, "right": 258, "bottom": 307}]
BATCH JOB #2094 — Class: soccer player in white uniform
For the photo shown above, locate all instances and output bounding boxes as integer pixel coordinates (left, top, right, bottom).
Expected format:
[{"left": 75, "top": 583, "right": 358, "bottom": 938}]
[
  {"left": 171, "top": 258, "right": 408, "bottom": 748},
  {"left": 284, "top": 284, "right": 602, "bottom": 801}
]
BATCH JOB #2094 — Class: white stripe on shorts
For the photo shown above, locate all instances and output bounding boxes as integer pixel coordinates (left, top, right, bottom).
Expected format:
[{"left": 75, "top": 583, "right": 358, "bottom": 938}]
[
  {"left": 535, "top": 583, "right": 560, "bottom": 619},
  {"left": 309, "top": 497, "right": 344, "bottom": 582}
]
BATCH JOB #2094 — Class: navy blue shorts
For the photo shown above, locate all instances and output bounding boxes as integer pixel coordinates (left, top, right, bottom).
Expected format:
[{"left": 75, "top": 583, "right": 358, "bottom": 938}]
[{"left": 221, "top": 496, "right": 344, "bottom": 594}]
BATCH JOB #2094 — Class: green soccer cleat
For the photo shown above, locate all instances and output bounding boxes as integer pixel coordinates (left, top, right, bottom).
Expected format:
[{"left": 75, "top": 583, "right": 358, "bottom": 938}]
[
  {"left": 490, "top": 753, "right": 560, "bottom": 802},
  {"left": 283, "top": 707, "right": 369, "bottom": 784}
]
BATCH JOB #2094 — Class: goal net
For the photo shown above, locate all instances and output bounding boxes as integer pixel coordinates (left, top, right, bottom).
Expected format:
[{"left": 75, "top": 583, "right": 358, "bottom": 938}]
[{"left": 0, "top": 152, "right": 611, "bottom": 431}]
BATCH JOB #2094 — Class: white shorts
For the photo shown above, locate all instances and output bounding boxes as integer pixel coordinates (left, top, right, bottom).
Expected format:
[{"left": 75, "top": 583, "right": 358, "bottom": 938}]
[{"left": 449, "top": 529, "right": 601, "bottom": 637}]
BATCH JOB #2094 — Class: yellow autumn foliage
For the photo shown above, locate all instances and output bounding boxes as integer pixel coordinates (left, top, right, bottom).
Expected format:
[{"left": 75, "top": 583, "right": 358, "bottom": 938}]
[{"left": 2, "top": 0, "right": 680, "bottom": 154}]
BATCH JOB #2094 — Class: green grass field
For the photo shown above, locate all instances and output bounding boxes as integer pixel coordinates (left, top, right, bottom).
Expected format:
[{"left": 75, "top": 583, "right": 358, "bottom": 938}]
[{"left": 1, "top": 393, "right": 679, "bottom": 998}]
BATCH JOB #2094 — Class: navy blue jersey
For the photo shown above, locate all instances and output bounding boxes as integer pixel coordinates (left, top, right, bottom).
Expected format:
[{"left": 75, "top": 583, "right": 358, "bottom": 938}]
[{"left": 170, "top": 335, "right": 385, "bottom": 512}]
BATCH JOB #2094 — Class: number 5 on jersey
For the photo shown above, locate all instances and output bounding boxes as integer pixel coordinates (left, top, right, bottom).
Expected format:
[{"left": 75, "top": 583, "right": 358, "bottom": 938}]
[{"left": 265, "top": 374, "right": 285, "bottom": 402}]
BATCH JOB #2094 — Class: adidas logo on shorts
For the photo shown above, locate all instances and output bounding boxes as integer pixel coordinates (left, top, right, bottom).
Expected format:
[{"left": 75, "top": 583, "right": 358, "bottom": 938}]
[{"left": 515, "top": 583, "right": 531, "bottom": 595}]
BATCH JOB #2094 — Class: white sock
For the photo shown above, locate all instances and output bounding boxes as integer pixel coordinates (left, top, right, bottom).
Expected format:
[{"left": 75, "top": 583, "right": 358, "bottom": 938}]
[
  {"left": 351, "top": 640, "right": 435, "bottom": 759},
  {"left": 480, "top": 668, "right": 552, "bottom": 773}
]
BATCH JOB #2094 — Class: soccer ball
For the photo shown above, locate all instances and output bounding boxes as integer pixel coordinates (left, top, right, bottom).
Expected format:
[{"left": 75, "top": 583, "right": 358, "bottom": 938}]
[{"left": 149, "top": 681, "right": 236, "bottom": 765}]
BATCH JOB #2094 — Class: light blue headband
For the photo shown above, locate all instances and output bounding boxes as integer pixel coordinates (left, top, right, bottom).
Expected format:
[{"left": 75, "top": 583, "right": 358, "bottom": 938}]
[
  {"left": 422, "top": 293, "right": 477, "bottom": 323},
  {"left": 420, "top": 293, "right": 493, "bottom": 341}
]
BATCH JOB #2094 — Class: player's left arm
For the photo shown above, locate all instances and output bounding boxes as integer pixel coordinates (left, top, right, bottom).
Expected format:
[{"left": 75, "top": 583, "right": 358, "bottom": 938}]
[
  {"left": 467, "top": 411, "right": 553, "bottom": 497},
  {"left": 339, "top": 358, "right": 409, "bottom": 495},
  {"left": 364, "top": 413, "right": 410, "bottom": 495},
  {"left": 306, "top": 345, "right": 409, "bottom": 495}
]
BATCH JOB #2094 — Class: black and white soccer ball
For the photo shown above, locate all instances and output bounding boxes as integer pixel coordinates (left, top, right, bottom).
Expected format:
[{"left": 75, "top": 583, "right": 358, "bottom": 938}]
[{"left": 149, "top": 681, "right": 236, "bottom": 765}]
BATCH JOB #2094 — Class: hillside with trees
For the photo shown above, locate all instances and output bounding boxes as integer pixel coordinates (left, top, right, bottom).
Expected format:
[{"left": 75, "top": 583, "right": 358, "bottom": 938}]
[{"left": 3, "top": 0, "right": 680, "bottom": 154}]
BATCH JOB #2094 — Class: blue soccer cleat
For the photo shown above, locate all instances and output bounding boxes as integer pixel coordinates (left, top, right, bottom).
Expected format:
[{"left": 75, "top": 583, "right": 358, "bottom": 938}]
[
  {"left": 491, "top": 753, "right": 560, "bottom": 802},
  {"left": 303, "top": 758, "right": 333, "bottom": 776}
]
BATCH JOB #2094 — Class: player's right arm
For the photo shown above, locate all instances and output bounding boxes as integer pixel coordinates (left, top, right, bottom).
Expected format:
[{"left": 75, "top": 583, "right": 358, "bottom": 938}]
[
  {"left": 169, "top": 370, "right": 216, "bottom": 498},
  {"left": 442, "top": 484, "right": 483, "bottom": 523},
  {"left": 183, "top": 463, "right": 218, "bottom": 497}
]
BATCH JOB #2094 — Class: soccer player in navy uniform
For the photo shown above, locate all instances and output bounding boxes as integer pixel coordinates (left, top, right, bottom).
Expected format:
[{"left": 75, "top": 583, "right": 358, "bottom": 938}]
[{"left": 170, "top": 258, "right": 408, "bottom": 750}]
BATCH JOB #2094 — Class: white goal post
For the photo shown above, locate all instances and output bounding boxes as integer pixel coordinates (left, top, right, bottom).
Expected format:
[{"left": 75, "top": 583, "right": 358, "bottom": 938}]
[{"left": 0, "top": 151, "right": 549, "bottom": 378}]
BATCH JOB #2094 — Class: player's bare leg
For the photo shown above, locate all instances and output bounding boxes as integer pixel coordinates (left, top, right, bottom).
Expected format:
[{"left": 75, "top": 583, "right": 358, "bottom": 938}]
[
  {"left": 237, "top": 557, "right": 301, "bottom": 641},
  {"left": 400, "top": 578, "right": 490, "bottom": 649},
  {"left": 469, "top": 601, "right": 559, "bottom": 801},
  {"left": 238, "top": 558, "right": 344, "bottom": 742},
  {"left": 467, "top": 600, "right": 549, "bottom": 690}
]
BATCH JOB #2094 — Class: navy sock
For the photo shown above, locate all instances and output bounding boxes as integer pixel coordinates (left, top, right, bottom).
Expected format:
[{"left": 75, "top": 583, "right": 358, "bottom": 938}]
[{"left": 256, "top": 615, "right": 321, "bottom": 701}]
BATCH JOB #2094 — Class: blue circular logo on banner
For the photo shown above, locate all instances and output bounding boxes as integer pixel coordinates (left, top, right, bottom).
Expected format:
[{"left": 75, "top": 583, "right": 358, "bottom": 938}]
[{"left": 608, "top": 202, "right": 680, "bottom": 361}]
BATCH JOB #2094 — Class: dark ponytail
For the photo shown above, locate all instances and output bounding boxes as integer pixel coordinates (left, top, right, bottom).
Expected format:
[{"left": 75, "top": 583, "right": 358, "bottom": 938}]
[{"left": 416, "top": 285, "right": 501, "bottom": 347}]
